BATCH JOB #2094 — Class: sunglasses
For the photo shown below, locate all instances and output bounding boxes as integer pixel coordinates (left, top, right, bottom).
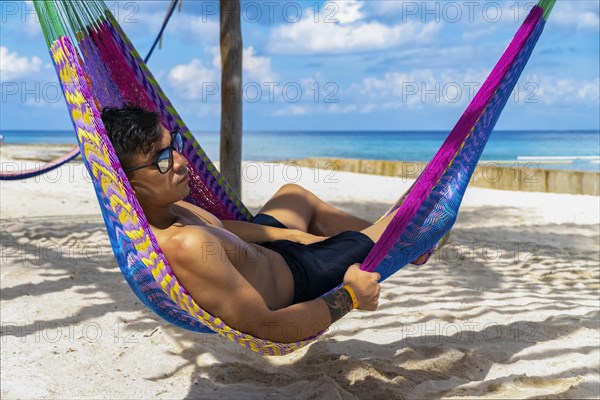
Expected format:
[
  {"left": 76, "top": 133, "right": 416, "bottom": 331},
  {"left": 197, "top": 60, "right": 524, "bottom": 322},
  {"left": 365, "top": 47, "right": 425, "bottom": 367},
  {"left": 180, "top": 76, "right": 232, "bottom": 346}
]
[{"left": 124, "top": 131, "right": 184, "bottom": 174}]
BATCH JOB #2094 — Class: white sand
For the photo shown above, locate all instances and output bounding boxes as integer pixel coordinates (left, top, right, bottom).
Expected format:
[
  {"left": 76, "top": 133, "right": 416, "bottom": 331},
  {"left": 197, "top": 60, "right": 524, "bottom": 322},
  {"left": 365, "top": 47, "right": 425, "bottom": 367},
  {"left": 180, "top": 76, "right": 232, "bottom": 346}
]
[{"left": 1, "top": 152, "right": 599, "bottom": 399}]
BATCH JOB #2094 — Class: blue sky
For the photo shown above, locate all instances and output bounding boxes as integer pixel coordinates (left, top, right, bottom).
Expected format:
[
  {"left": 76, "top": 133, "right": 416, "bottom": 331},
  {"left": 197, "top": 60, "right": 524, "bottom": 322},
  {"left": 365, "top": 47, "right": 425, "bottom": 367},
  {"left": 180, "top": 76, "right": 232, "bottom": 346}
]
[{"left": 1, "top": 0, "right": 598, "bottom": 131}]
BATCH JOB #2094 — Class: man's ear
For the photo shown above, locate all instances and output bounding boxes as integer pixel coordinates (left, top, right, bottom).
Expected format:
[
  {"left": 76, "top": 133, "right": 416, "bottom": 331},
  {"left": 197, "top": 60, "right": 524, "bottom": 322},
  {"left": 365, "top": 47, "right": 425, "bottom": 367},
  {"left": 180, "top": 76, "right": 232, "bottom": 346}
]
[
  {"left": 127, "top": 178, "right": 156, "bottom": 205},
  {"left": 124, "top": 173, "right": 135, "bottom": 187},
  {"left": 126, "top": 174, "right": 139, "bottom": 191}
]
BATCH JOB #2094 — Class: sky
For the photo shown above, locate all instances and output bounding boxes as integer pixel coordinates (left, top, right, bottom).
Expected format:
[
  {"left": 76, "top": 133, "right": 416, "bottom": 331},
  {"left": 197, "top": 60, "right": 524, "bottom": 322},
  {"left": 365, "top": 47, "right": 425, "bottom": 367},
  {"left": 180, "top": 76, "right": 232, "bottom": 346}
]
[{"left": 0, "top": 0, "right": 599, "bottom": 132}]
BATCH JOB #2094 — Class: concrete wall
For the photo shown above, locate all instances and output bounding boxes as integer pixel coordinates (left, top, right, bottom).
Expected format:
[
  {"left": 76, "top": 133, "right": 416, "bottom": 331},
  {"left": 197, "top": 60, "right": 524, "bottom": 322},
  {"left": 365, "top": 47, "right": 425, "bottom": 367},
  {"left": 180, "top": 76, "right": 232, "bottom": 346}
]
[{"left": 282, "top": 158, "right": 599, "bottom": 196}]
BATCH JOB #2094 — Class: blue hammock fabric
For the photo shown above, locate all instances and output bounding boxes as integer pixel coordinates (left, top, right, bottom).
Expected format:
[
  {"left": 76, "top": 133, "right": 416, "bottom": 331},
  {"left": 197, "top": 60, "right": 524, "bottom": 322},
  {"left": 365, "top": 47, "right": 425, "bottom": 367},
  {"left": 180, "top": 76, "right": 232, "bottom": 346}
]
[{"left": 373, "top": 13, "right": 547, "bottom": 281}]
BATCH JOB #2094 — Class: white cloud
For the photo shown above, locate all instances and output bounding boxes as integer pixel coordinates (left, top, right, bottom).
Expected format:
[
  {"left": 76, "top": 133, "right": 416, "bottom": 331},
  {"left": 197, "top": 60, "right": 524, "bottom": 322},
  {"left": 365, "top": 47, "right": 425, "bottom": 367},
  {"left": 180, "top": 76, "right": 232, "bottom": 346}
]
[
  {"left": 577, "top": 11, "right": 600, "bottom": 30},
  {"left": 367, "top": 1, "right": 536, "bottom": 26},
  {"left": 243, "top": 47, "right": 278, "bottom": 83},
  {"left": 0, "top": 47, "right": 43, "bottom": 81},
  {"left": 333, "top": 0, "right": 365, "bottom": 24},
  {"left": 352, "top": 68, "right": 488, "bottom": 109},
  {"left": 550, "top": 1, "right": 599, "bottom": 31},
  {"left": 168, "top": 58, "right": 219, "bottom": 100},
  {"left": 267, "top": 1, "right": 440, "bottom": 55},
  {"left": 168, "top": 47, "right": 277, "bottom": 100},
  {"left": 211, "top": 46, "right": 278, "bottom": 83},
  {"left": 209, "top": 47, "right": 220, "bottom": 69},
  {"left": 368, "top": 0, "right": 599, "bottom": 33},
  {"left": 528, "top": 75, "right": 600, "bottom": 106},
  {"left": 578, "top": 79, "right": 600, "bottom": 103},
  {"left": 345, "top": 71, "right": 600, "bottom": 113}
]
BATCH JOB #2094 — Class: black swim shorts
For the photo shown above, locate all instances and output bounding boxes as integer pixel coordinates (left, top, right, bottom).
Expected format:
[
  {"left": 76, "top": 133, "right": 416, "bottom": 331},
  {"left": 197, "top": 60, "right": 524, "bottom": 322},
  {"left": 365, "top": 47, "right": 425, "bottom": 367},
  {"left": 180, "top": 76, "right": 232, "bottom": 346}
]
[{"left": 252, "top": 213, "right": 375, "bottom": 304}]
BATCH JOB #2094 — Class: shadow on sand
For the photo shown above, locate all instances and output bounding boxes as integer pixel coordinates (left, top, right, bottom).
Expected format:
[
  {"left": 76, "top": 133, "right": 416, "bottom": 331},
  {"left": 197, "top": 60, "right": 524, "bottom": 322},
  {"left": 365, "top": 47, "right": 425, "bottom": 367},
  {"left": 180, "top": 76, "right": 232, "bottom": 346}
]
[{"left": 1, "top": 203, "right": 598, "bottom": 399}]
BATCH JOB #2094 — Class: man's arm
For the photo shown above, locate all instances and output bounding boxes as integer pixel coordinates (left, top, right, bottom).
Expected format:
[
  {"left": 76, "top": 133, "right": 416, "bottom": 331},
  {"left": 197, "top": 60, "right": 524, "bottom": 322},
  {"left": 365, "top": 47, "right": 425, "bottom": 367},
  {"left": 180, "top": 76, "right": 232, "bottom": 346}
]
[
  {"left": 170, "top": 229, "right": 379, "bottom": 343},
  {"left": 221, "top": 220, "right": 324, "bottom": 245},
  {"left": 176, "top": 200, "right": 325, "bottom": 244}
]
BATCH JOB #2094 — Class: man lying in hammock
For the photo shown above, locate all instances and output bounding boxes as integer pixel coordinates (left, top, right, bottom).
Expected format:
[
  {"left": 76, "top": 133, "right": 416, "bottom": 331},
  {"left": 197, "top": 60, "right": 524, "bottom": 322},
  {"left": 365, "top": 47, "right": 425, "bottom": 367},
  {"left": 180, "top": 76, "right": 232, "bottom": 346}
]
[{"left": 101, "top": 106, "right": 440, "bottom": 343}]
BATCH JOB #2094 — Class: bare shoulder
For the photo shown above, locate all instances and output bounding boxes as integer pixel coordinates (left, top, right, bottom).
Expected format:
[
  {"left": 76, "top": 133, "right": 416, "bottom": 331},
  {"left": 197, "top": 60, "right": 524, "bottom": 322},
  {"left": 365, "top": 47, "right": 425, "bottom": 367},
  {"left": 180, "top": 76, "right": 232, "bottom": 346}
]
[
  {"left": 167, "top": 225, "right": 223, "bottom": 269},
  {"left": 165, "top": 227, "right": 235, "bottom": 304},
  {"left": 160, "top": 224, "right": 271, "bottom": 332},
  {"left": 175, "top": 200, "right": 223, "bottom": 227}
]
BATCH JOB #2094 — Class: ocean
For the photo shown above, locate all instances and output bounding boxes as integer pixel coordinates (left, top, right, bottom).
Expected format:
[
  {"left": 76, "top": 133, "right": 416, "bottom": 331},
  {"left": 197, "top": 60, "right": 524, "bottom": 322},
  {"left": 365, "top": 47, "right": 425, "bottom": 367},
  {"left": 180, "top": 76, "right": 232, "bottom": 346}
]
[{"left": 1, "top": 130, "right": 599, "bottom": 172}]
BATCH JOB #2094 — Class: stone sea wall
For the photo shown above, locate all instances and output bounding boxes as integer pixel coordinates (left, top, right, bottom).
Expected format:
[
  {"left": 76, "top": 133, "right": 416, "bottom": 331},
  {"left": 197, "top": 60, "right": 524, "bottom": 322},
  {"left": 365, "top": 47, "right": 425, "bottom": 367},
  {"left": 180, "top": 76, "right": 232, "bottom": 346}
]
[{"left": 283, "top": 158, "right": 599, "bottom": 196}]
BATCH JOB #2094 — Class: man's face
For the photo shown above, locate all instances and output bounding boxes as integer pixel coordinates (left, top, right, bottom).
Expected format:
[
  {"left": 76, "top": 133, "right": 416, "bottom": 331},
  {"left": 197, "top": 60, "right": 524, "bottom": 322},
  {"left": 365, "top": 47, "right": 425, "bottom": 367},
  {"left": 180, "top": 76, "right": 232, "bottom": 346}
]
[{"left": 125, "top": 126, "right": 190, "bottom": 208}]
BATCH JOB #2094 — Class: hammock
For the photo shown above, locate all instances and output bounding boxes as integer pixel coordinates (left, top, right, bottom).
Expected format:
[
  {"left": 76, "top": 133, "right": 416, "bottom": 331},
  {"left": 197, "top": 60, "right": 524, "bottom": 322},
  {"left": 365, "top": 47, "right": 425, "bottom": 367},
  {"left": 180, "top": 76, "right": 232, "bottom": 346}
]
[
  {"left": 0, "top": 0, "right": 179, "bottom": 181},
  {"left": 0, "top": 146, "right": 80, "bottom": 181},
  {"left": 33, "top": 0, "right": 555, "bottom": 356}
]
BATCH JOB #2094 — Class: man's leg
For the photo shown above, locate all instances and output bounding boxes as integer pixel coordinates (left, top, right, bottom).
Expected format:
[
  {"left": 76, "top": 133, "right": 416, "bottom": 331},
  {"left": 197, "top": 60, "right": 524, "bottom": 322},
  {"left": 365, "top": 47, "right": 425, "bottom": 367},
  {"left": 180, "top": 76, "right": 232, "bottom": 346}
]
[
  {"left": 359, "top": 211, "right": 396, "bottom": 243},
  {"left": 259, "top": 183, "right": 449, "bottom": 264},
  {"left": 360, "top": 211, "right": 450, "bottom": 255},
  {"left": 256, "top": 184, "right": 371, "bottom": 236}
]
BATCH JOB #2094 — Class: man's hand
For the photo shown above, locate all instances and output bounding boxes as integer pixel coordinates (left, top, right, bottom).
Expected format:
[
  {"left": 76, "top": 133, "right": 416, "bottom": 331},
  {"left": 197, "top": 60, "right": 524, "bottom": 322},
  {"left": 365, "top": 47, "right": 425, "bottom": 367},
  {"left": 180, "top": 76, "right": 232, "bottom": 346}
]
[{"left": 343, "top": 263, "right": 380, "bottom": 311}]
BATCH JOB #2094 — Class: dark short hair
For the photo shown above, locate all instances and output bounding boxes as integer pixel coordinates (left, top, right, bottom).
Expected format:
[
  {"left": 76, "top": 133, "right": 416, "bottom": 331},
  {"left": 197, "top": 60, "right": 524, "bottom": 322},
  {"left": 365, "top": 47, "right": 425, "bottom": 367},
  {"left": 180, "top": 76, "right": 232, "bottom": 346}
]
[{"left": 100, "top": 105, "right": 163, "bottom": 167}]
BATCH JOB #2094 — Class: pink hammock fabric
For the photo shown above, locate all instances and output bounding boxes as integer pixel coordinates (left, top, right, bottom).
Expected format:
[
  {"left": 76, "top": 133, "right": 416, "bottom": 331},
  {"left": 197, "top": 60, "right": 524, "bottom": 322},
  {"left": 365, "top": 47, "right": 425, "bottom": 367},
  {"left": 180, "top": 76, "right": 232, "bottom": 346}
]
[{"left": 361, "top": 6, "right": 544, "bottom": 273}]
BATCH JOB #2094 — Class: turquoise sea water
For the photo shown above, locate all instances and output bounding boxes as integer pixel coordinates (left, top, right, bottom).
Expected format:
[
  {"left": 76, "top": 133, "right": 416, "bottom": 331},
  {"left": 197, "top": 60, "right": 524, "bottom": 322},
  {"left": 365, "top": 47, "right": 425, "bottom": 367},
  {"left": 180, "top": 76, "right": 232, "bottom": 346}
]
[{"left": 1, "top": 130, "right": 599, "bottom": 171}]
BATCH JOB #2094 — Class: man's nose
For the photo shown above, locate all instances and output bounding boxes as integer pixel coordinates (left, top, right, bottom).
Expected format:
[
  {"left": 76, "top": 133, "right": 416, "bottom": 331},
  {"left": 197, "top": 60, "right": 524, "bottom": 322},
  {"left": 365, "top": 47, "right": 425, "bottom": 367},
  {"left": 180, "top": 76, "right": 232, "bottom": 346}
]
[{"left": 172, "top": 150, "right": 189, "bottom": 171}]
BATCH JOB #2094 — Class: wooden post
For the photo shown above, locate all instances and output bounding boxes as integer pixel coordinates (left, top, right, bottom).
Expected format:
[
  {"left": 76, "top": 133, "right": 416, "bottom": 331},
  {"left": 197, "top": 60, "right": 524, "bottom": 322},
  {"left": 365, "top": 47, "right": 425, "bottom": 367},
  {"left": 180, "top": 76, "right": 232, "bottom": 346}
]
[{"left": 219, "top": 0, "right": 242, "bottom": 196}]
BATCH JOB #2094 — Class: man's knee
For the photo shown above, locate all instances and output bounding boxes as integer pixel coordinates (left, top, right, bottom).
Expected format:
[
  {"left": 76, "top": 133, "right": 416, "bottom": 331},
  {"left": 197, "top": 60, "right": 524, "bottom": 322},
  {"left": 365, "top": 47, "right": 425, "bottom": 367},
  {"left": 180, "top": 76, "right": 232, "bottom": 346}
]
[
  {"left": 280, "top": 183, "right": 307, "bottom": 195},
  {"left": 278, "top": 183, "right": 321, "bottom": 212}
]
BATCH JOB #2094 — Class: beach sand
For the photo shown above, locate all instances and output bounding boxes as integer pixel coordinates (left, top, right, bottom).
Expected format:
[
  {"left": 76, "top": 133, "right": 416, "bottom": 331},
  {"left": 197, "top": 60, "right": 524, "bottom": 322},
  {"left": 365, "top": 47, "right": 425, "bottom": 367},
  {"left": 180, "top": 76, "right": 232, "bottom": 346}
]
[{"left": 1, "top": 148, "right": 599, "bottom": 399}]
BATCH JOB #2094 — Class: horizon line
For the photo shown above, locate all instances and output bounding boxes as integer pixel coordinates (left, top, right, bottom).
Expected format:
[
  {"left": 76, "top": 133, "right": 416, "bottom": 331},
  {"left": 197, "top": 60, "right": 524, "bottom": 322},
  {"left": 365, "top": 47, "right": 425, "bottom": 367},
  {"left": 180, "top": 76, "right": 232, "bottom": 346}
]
[{"left": 2, "top": 128, "right": 599, "bottom": 133}]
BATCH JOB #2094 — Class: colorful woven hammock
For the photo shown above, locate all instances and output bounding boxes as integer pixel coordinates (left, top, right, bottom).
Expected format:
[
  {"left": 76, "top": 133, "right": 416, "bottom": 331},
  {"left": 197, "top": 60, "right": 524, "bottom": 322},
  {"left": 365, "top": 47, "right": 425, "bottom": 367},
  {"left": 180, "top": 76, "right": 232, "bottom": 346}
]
[
  {"left": 0, "top": 146, "right": 80, "bottom": 180},
  {"left": 33, "top": 0, "right": 555, "bottom": 356},
  {"left": 0, "top": 1, "right": 180, "bottom": 181}
]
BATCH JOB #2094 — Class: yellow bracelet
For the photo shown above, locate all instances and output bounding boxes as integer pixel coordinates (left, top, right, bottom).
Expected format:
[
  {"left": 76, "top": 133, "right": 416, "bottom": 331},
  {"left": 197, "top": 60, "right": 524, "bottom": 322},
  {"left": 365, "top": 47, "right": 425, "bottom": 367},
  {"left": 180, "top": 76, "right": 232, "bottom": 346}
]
[{"left": 343, "top": 285, "right": 359, "bottom": 309}]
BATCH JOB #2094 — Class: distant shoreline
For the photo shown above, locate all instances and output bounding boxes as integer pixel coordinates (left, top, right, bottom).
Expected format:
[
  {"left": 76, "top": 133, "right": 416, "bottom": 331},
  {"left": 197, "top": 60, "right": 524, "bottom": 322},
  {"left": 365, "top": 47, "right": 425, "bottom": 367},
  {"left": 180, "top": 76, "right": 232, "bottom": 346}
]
[
  {"left": 2, "top": 129, "right": 599, "bottom": 133},
  {"left": 1, "top": 144, "right": 598, "bottom": 195},
  {"left": 1, "top": 143, "right": 599, "bottom": 174}
]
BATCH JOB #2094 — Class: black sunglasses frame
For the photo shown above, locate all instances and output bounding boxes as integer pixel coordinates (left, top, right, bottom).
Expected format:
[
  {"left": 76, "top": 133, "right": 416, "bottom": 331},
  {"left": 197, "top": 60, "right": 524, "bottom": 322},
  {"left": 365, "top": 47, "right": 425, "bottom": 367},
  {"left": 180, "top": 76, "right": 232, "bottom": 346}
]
[{"left": 124, "top": 131, "right": 184, "bottom": 174}]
